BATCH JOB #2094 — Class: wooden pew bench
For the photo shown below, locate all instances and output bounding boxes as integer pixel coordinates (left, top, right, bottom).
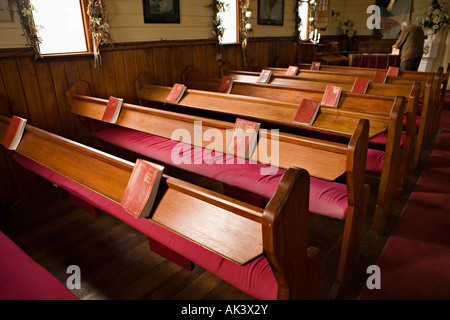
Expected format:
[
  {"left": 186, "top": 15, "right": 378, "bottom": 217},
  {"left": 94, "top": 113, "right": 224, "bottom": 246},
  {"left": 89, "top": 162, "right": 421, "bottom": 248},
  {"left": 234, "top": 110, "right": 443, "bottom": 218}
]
[
  {"left": 183, "top": 69, "right": 419, "bottom": 190},
  {"left": 226, "top": 69, "right": 436, "bottom": 169},
  {"left": 0, "top": 114, "right": 322, "bottom": 300},
  {"left": 67, "top": 81, "right": 370, "bottom": 298},
  {"left": 136, "top": 76, "right": 404, "bottom": 235},
  {"left": 260, "top": 66, "right": 444, "bottom": 165},
  {"left": 0, "top": 230, "right": 79, "bottom": 300}
]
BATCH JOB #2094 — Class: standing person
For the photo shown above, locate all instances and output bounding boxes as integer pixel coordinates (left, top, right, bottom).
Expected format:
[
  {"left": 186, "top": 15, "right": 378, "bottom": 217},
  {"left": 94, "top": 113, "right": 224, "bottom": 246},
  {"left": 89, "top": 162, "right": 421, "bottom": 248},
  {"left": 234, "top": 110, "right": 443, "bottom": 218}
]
[{"left": 393, "top": 21, "right": 425, "bottom": 71}]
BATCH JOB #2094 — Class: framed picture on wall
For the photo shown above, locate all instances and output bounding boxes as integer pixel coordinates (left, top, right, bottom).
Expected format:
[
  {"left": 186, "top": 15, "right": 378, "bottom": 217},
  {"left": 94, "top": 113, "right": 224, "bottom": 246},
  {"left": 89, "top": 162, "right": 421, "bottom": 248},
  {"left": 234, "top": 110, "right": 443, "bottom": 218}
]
[
  {"left": 143, "top": 0, "right": 180, "bottom": 23},
  {"left": 258, "top": 0, "right": 284, "bottom": 26},
  {"left": 0, "top": 0, "right": 11, "bottom": 22}
]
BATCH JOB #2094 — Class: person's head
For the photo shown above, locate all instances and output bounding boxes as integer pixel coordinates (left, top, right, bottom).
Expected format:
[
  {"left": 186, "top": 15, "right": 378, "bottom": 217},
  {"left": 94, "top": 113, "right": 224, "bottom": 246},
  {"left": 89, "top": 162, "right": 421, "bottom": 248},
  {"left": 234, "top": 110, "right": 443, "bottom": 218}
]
[{"left": 401, "top": 20, "right": 412, "bottom": 31}]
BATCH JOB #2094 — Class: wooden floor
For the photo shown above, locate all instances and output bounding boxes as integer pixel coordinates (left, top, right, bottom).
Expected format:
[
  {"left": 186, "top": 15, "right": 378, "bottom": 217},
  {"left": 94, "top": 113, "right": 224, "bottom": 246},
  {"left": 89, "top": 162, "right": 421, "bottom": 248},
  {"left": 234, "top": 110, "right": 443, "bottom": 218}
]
[{"left": 0, "top": 130, "right": 439, "bottom": 300}]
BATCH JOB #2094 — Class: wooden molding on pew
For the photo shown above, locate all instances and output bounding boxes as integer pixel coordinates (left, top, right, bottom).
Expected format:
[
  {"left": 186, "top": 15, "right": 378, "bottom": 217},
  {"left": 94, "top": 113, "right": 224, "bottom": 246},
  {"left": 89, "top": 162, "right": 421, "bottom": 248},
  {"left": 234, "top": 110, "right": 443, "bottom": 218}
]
[
  {"left": 0, "top": 114, "right": 322, "bottom": 300},
  {"left": 67, "top": 80, "right": 370, "bottom": 298},
  {"left": 136, "top": 74, "right": 405, "bottom": 235}
]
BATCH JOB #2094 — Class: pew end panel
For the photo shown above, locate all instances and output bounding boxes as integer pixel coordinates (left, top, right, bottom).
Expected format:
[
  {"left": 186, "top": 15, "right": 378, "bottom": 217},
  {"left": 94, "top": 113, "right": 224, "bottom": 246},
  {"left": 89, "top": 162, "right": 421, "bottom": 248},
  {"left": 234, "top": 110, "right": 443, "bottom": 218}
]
[
  {"left": 262, "top": 166, "right": 322, "bottom": 300},
  {"left": 371, "top": 97, "right": 405, "bottom": 233}
]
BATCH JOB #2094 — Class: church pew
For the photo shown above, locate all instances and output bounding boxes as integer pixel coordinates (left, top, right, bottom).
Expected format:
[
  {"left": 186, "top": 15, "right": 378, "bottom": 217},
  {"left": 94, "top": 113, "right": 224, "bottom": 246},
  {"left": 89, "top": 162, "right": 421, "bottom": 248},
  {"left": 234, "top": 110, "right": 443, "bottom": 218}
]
[
  {"left": 272, "top": 64, "right": 445, "bottom": 136},
  {"left": 268, "top": 64, "right": 445, "bottom": 140},
  {"left": 0, "top": 114, "right": 321, "bottom": 300},
  {"left": 226, "top": 69, "right": 437, "bottom": 168},
  {"left": 182, "top": 69, "right": 419, "bottom": 190},
  {"left": 67, "top": 80, "right": 370, "bottom": 298},
  {"left": 136, "top": 76, "right": 404, "bottom": 235}
]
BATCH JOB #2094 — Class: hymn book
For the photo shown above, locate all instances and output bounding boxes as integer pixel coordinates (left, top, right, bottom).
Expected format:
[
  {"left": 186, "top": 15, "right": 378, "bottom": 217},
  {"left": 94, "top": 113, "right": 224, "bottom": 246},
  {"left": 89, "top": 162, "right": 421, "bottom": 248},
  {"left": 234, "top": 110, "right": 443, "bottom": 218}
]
[
  {"left": 351, "top": 77, "right": 370, "bottom": 93},
  {"left": 218, "top": 76, "right": 234, "bottom": 93},
  {"left": 387, "top": 66, "right": 400, "bottom": 77},
  {"left": 166, "top": 83, "right": 187, "bottom": 104},
  {"left": 120, "top": 159, "right": 164, "bottom": 219},
  {"left": 226, "top": 118, "right": 260, "bottom": 159},
  {"left": 320, "top": 85, "right": 342, "bottom": 108},
  {"left": 292, "top": 99, "right": 320, "bottom": 125},
  {"left": 2, "top": 115, "right": 27, "bottom": 151},
  {"left": 102, "top": 96, "right": 123, "bottom": 123},
  {"left": 285, "top": 65, "right": 299, "bottom": 76},
  {"left": 310, "top": 62, "right": 321, "bottom": 70},
  {"left": 256, "top": 69, "right": 273, "bottom": 84},
  {"left": 372, "top": 71, "right": 387, "bottom": 84}
]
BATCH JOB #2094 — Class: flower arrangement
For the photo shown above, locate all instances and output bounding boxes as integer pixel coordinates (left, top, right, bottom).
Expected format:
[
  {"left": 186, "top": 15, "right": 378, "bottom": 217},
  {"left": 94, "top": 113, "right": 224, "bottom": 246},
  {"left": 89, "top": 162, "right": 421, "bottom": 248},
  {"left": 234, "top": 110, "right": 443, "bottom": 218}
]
[
  {"left": 239, "top": 0, "right": 252, "bottom": 65},
  {"left": 211, "top": 0, "right": 229, "bottom": 63},
  {"left": 14, "top": 0, "right": 42, "bottom": 59},
  {"left": 418, "top": 0, "right": 450, "bottom": 34},
  {"left": 87, "top": 0, "right": 112, "bottom": 68},
  {"left": 342, "top": 19, "right": 355, "bottom": 37}
]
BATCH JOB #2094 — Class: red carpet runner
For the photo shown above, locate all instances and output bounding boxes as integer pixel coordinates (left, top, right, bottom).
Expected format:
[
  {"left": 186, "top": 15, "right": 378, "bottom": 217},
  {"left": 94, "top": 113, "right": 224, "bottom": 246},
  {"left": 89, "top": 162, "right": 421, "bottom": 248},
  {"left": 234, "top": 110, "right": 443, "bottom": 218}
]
[{"left": 359, "top": 96, "right": 450, "bottom": 299}]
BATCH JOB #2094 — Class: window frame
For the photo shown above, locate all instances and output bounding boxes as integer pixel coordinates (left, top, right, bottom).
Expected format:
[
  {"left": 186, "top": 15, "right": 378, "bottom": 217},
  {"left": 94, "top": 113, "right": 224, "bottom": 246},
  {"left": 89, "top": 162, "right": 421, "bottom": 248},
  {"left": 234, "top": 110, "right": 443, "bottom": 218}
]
[
  {"left": 298, "top": 0, "right": 311, "bottom": 41},
  {"left": 32, "top": 0, "right": 93, "bottom": 57},
  {"left": 218, "top": 0, "right": 240, "bottom": 45}
]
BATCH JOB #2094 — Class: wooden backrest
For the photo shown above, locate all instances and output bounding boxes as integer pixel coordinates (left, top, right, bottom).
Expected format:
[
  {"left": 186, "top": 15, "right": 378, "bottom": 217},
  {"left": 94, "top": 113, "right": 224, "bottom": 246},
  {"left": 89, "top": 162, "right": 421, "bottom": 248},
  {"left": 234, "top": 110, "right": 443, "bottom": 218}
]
[
  {"left": 228, "top": 69, "right": 432, "bottom": 99},
  {"left": 0, "top": 114, "right": 321, "bottom": 300},
  {"left": 136, "top": 79, "right": 387, "bottom": 140},
  {"left": 295, "top": 63, "right": 450, "bottom": 88},
  {"left": 185, "top": 71, "right": 418, "bottom": 119}
]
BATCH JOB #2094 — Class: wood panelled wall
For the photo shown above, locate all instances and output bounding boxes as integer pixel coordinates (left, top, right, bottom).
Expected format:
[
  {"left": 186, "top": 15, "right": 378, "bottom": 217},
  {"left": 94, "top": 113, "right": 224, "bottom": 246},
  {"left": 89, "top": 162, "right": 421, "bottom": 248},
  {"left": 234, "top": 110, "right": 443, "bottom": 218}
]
[{"left": 0, "top": 37, "right": 297, "bottom": 209}]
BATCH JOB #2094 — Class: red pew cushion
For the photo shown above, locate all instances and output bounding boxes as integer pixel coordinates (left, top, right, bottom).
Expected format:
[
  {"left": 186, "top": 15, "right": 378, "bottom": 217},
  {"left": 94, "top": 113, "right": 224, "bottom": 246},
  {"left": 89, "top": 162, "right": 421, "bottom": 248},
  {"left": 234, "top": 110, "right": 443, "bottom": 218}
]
[
  {"left": 0, "top": 230, "right": 79, "bottom": 300},
  {"left": 91, "top": 123, "right": 349, "bottom": 220},
  {"left": 366, "top": 149, "right": 385, "bottom": 174},
  {"left": 370, "top": 130, "right": 407, "bottom": 147}
]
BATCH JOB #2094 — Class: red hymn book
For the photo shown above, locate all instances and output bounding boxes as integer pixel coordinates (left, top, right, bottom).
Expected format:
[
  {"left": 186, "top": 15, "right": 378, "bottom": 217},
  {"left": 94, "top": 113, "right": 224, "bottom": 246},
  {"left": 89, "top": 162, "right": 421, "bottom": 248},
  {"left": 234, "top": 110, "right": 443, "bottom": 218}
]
[
  {"left": 2, "top": 115, "right": 27, "bottom": 151},
  {"left": 166, "top": 83, "right": 187, "bottom": 104},
  {"left": 226, "top": 118, "right": 260, "bottom": 159},
  {"left": 102, "top": 96, "right": 123, "bottom": 123},
  {"left": 285, "top": 65, "right": 299, "bottom": 76},
  {"left": 310, "top": 62, "right": 321, "bottom": 70},
  {"left": 256, "top": 69, "right": 273, "bottom": 83},
  {"left": 372, "top": 71, "right": 387, "bottom": 84},
  {"left": 121, "top": 159, "right": 165, "bottom": 219},
  {"left": 218, "top": 76, "right": 234, "bottom": 93},
  {"left": 351, "top": 77, "right": 370, "bottom": 93},
  {"left": 292, "top": 99, "right": 320, "bottom": 125},
  {"left": 387, "top": 66, "right": 400, "bottom": 77},
  {"left": 320, "top": 85, "right": 342, "bottom": 108}
]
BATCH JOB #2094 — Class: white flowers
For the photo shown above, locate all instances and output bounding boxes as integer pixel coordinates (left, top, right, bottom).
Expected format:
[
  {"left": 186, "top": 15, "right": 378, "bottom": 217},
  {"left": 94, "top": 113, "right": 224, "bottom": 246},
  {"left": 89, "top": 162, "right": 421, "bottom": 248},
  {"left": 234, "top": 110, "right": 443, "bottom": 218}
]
[
  {"left": 418, "top": 0, "right": 450, "bottom": 34},
  {"left": 342, "top": 19, "right": 355, "bottom": 37}
]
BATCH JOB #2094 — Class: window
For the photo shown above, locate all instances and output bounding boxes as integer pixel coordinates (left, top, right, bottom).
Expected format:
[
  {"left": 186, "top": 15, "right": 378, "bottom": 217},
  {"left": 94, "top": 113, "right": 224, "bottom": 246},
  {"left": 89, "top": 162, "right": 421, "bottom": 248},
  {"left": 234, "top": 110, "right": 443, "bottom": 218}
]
[
  {"left": 298, "top": 1, "right": 310, "bottom": 41},
  {"left": 30, "top": 0, "right": 88, "bottom": 54},
  {"left": 217, "top": 0, "right": 238, "bottom": 44}
]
